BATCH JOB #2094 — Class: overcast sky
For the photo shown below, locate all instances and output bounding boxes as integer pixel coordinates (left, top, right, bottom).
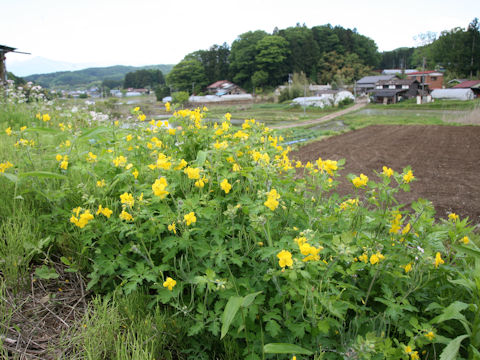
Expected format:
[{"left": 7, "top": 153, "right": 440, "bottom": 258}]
[{"left": 2, "top": 0, "right": 479, "bottom": 66}]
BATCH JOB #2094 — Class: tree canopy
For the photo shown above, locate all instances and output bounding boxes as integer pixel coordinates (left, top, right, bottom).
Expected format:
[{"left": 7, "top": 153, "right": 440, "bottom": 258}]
[{"left": 123, "top": 69, "right": 165, "bottom": 89}]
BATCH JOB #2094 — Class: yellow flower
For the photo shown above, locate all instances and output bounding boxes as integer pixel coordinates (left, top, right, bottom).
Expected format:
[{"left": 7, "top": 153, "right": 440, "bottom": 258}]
[
  {"left": 425, "top": 331, "right": 435, "bottom": 340},
  {"left": 277, "top": 250, "right": 293, "bottom": 268},
  {"left": 20, "top": 126, "right": 27, "bottom": 131},
  {"left": 184, "top": 212, "right": 197, "bottom": 226},
  {"left": 165, "top": 102, "right": 171, "bottom": 112},
  {"left": 461, "top": 236, "right": 469, "bottom": 244},
  {"left": 264, "top": 189, "right": 280, "bottom": 211},
  {"left": 5, "top": 127, "right": 12, "bottom": 136},
  {"left": 402, "top": 223, "right": 411, "bottom": 235},
  {"left": 120, "top": 192, "right": 135, "bottom": 208},
  {"left": 126, "top": 134, "right": 133, "bottom": 142},
  {"left": 113, "top": 156, "right": 127, "bottom": 167},
  {"left": 60, "top": 159, "right": 69, "bottom": 170},
  {"left": 403, "top": 170, "right": 415, "bottom": 183},
  {"left": 410, "top": 351, "right": 419, "bottom": 360},
  {"left": 42, "top": 114, "right": 51, "bottom": 122},
  {"left": 56, "top": 154, "right": 63, "bottom": 162},
  {"left": 434, "top": 252, "right": 444, "bottom": 268},
  {"left": 70, "top": 209, "right": 94, "bottom": 228},
  {"left": 224, "top": 113, "right": 232, "bottom": 121},
  {"left": 184, "top": 166, "right": 200, "bottom": 180},
  {"left": 119, "top": 210, "right": 134, "bottom": 221},
  {"left": 370, "top": 253, "right": 380, "bottom": 265},
  {"left": 220, "top": 179, "right": 232, "bottom": 194},
  {"left": 0, "top": 161, "right": 14, "bottom": 173},
  {"left": 403, "top": 263, "right": 412, "bottom": 273},
  {"left": 132, "top": 169, "right": 139, "bottom": 179},
  {"left": 133, "top": 106, "right": 140, "bottom": 112},
  {"left": 175, "top": 159, "right": 188, "bottom": 170},
  {"left": 86, "top": 152, "right": 97, "bottom": 163},
  {"left": 96, "top": 205, "right": 113, "bottom": 218},
  {"left": 138, "top": 114, "right": 146, "bottom": 121},
  {"left": 232, "top": 163, "right": 241, "bottom": 172},
  {"left": 168, "top": 222, "right": 176, "bottom": 234},
  {"left": 382, "top": 166, "right": 394, "bottom": 177},
  {"left": 163, "top": 277, "right": 176, "bottom": 290},
  {"left": 448, "top": 213, "right": 459, "bottom": 222},
  {"left": 358, "top": 253, "right": 368, "bottom": 263},
  {"left": 152, "top": 178, "right": 169, "bottom": 199},
  {"left": 97, "top": 179, "right": 106, "bottom": 187},
  {"left": 168, "top": 128, "right": 176, "bottom": 135},
  {"left": 405, "top": 345, "right": 413, "bottom": 354},
  {"left": 352, "top": 174, "right": 369, "bottom": 188}
]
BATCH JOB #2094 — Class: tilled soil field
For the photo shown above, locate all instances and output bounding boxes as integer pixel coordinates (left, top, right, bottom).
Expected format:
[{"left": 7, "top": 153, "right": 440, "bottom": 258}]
[{"left": 292, "top": 125, "right": 480, "bottom": 225}]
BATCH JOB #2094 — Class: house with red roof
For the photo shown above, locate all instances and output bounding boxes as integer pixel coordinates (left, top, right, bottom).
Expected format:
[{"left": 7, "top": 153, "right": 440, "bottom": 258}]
[
  {"left": 406, "top": 71, "right": 444, "bottom": 89},
  {"left": 453, "top": 80, "right": 480, "bottom": 97}
]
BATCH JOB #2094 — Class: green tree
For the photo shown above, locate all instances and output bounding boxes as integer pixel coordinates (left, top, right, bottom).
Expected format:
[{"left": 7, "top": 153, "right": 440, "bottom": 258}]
[
  {"left": 166, "top": 59, "right": 207, "bottom": 94},
  {"left": 255, "top": 35, "right": 290, "bottom": 86},
  {"left": 124, "top": 69, "right": 165, "bottom": 89},
  {"left": 278, "top": 25, "right": 320, "bottom": 78},
  {"left": 186, "top": 43, "right": 230, "bottom": 85},
  {"left": 229, "top": 30, "right": 268, "bottom": 89},
  {"left": 317, "top": 51, "right": 372, "bottom": 84}
]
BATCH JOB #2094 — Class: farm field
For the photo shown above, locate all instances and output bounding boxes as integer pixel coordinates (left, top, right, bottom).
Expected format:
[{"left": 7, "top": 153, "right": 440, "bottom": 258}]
[
  {"left": 1, "top": 86, "right": 480, "bottom": 359},
  {"left": 292, "top": 124, "right": 480, "bottom": 224}
]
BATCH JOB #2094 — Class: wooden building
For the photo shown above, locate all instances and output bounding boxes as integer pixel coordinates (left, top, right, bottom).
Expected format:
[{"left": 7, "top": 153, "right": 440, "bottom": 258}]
[
  {"left": 371, "top": 78, "right": 420, "bottom": 104},
  {"left": 0, "top": 45, "right": 16, "bottom": 85}
]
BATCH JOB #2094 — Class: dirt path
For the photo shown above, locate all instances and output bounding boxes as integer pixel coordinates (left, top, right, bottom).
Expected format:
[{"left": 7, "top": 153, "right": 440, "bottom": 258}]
[
  {"left": 272, "top": 100, "right": 368, "bottom": 129},
  {"left": 291, "top": 125, "right": 480, "bottom": 224}
]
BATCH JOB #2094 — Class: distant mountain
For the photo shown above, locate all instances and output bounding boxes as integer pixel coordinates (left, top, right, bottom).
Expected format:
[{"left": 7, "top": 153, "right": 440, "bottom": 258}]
[
  {"left": 23, "top": 64, "right": 174, "bottom": 90},
  {"left": 7, "top": 57, "right": 101, "bottom": 77}
]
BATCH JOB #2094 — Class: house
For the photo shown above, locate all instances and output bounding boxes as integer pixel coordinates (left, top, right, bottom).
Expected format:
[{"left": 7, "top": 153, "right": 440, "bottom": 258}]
[
  {"left": 431, "top": 89, "right": 475, "bottom": 101},
  {"left": 206, "top": 80, "right": 246, "bottom": 96},
  {"left": 356, "top": 75, "right": 397, "bottom": 94},
  {"left": 406, "top": 71, "right": 444, "bottom": 89},
  {"left": 371, "top": 78, "right": 420, "bottom": 104},
  {"left": 452, "top": 80, "right": 480, "bottom": 98}
]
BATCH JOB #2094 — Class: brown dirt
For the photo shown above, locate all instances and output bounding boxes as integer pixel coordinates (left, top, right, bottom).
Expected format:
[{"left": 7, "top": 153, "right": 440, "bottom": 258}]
[{"left": 291, "top": 125, "right": 480, "bottom": 225}]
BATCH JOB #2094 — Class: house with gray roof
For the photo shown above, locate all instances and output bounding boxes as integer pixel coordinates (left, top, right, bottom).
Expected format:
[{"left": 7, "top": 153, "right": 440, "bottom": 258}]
[{"left": 356, "top": 75, "right": 397, "bottom": 94}]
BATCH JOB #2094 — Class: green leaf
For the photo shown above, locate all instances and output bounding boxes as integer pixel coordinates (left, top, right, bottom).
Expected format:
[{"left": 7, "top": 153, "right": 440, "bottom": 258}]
[
  {"left": 265, "top": 319, "right": 281, "bottom": 337},
  {"left": 439, "top": 334, "right": 469, "bottom": 360},
  {"left": 241, "top": 291, "right": 262, "bottom": 308},
  {"left": 195, "top": 150, "right": 207, "bottom": 166},
  {"left": 78, "top": 126, "right": 110, "bottom": 140},
  {"left": 35, "top": 265, "right": 59, "bottom": 280},
  {"left": 2, "top": 173, "right": 18, "bottom": 183},
  {"left": 263, "top": 343, "right": 313, "bottom": 355},
  {"left": 431, "top": 301, "right": 469, "bottom": 324},
  {"left": 19, "top": 171, "right": 67, "bottom": 180},
  {"left": 24, "top": 127, "right": 60, "bottom": 134},
  {"left": 220, "top": 296, "right": 243, "bottom": 339},
  {"left": 453, "top": 244, "right": 480, "bottom": 261}
]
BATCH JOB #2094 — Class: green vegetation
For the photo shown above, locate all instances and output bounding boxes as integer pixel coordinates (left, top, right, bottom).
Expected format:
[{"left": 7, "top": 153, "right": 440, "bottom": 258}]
[
  {"left": 1, "top": 85, "right": 480, "bottom": 359},
  {"left": 123, "top": 69, "right": 165, "bottom": 89},
  {"left": 24, "top": 64, "right": 174, "bottom": 90}
]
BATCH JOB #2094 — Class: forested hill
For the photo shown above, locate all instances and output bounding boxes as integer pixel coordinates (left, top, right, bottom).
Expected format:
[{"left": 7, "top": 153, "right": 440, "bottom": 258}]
[{"left": 24, "top": 64, "right": 174, "bottom": 89}]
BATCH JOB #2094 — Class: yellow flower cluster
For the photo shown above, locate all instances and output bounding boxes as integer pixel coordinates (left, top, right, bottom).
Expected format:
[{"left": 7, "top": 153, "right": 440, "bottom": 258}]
[
  {"left": 184, "top": 212, "right": 196, "bottom": 226},
  {"left": 120, "top": 192, "right": 135, "bottom": 208},
  {"left": 0, "top": 161, "right": 14, "bottom": 173},
  {"left": 14, "top": 138, "right": 35, "bottom": 147},
  {"left": 152, "top": 178, "right": 169, "bottom": 199},
  {"left": 184, "top": 166, "right": 200, "bottom": 180},
  {"left": 403, "top": 170, "right": 415, "bottom": 183},
  {"left": 113, "top": 155, "right": 127, "bottom": 167},
  {"left": 56, "top": 154, "right": 69, "bottom": 170},
  {"left": 356, "top": 251, "right": 385, "bottom": 265},
  {"left": 70, "top": 208, "right": 94, "bottom": 228},
  {"left": 382, "top": 166, "right": 394, "bottom": 177},
  {"left": 339, "top": 198, "right": 359, "bottom": 211},
  {"left": 389, "top": 213, "right": 402, "bottom": 234},
  {"left": 264, "top": 189, "right": 280, "bottom": 211},
  {"left": 352, "top": 173, "right": 369, "bottom": 188},
  {"left": 434, "top": 252, "right": 444, "bottom": 268},
  {"left": 86, "top": 152, "right": 97, "bottom": 163},
  {"left": 277, "top": 250, "right": 293, "bottom": 268},
  {"left": 316, "top": 157, "right": 338, "bottom": 175},
  {"left": 96, "top": 205, "right": 113, "bottom": 218},
  {"left": 5, "top": 127, "right": 12, "bottom": 136},
  {"left": 163, "top": 276, "right": 176, "bottom": 290},
  {"left": 220, "top": 179, "right": 232, "bottom": 194}
]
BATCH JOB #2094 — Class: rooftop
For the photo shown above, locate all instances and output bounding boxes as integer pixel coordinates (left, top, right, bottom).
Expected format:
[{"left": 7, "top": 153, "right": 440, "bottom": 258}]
[{"left": 453, "top": 80, "right": 480, "bottom": 88}]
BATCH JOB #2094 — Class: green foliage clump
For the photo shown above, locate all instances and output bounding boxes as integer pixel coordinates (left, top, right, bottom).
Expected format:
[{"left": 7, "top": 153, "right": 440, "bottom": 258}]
[{"left": 1, "top": 93, "right": 480, "bottom": 359}]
